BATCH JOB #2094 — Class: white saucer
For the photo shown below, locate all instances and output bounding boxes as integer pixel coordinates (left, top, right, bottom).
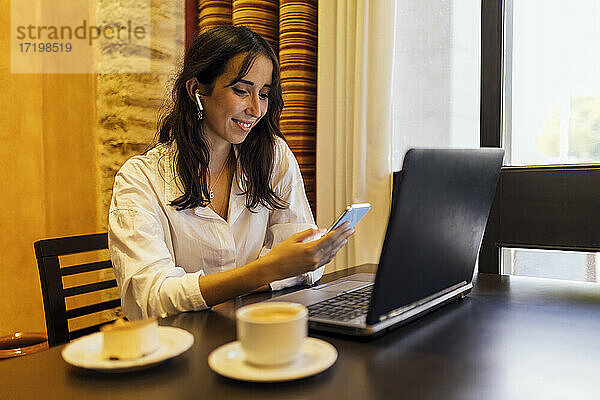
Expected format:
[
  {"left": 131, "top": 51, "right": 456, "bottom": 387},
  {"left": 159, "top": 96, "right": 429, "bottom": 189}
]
[
  {"left": 208, "top": 337, "right": 337, "bottom": 382},
  {"left": 62, "top": 326, "right": 194, "bottom": 372}
]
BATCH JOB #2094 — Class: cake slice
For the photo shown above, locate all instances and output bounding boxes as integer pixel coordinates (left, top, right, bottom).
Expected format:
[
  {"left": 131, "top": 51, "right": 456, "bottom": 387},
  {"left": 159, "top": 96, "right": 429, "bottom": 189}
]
[{"left": 100, "top": 318, "right": 160, "bottom": 360}]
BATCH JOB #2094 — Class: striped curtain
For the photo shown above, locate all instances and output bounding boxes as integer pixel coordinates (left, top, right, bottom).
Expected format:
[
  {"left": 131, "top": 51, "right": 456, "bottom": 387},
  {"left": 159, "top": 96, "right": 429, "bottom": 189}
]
[
  {"left": 198, "top": 1, "right": 232, "bottom": 31},
  {"left": 195, "top": 0, "right": 318, "bottom": 213}
]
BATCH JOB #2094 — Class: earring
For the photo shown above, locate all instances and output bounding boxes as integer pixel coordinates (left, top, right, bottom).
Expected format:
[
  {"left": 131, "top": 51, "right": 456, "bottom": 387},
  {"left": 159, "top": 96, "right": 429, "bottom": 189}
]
[{"left": 195, "top": 92, "right": 203, "bottom": 120}]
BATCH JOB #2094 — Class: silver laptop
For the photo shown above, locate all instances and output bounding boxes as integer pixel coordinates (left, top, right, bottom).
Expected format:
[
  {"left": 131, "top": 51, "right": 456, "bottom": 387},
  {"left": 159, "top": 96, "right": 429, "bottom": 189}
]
[{"left": 270, "top": 148, "right": 504, "bottom": 337}]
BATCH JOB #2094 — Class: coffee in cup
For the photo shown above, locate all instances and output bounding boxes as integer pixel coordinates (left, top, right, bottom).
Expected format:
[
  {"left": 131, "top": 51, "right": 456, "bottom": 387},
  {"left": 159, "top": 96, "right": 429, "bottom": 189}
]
[{"left": 236, "top": 302, "right": 307, "bottom": 367}]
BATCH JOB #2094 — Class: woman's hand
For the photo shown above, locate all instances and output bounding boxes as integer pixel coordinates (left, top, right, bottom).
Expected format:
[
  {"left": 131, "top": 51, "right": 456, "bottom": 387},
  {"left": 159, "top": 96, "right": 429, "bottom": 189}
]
[
  {"left": 198, "top": 223, "right": 354, "bottom": 307},
  {"left": 264, "top": 222, "right": 355, "bottom": 281}
]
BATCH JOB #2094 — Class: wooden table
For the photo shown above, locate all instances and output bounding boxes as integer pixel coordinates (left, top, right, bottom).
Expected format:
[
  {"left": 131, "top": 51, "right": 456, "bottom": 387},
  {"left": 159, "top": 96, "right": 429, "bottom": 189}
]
[{"left": 3, "top": 265, "right": 600, "bottom": 400}]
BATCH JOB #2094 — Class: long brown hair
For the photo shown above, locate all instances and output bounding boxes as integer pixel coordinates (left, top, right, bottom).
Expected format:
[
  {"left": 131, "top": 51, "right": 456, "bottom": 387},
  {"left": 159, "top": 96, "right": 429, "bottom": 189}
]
[{"left": 156, "top": 25, "right": 287, "bottom": 211}]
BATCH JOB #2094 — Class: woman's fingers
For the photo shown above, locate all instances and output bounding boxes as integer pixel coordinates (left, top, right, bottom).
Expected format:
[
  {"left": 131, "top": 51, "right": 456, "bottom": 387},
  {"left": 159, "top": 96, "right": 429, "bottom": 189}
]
[
  {"left": 271, "top": 222, "right": 354, "bottom": 274},
  {"left": 316, "top": 222, "right": 352, "bottom": 246},
  {"left": 311, "top": 222, "right": 354, "bottom": 264},
  {"left": 291, "top": 228, "right": 320, "bottom": 242},
  {"left": 325, "top": 239, "right": 347, "bottom": 263},
  {"left": 314, "top": 238, "right": 348, "bottom": 267}
]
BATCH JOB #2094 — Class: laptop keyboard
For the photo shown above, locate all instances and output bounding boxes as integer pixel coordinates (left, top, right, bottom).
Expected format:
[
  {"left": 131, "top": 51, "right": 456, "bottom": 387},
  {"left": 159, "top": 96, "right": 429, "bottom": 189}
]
[{"left": 308, "top": 284, "right": 373, "bottom": 322}]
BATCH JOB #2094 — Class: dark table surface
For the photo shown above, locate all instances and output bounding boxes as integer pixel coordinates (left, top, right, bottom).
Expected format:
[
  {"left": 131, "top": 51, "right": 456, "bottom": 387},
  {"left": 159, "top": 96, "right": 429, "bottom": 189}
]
[{"left": 3, "top": 265, "right": 600, "bottom": 400}]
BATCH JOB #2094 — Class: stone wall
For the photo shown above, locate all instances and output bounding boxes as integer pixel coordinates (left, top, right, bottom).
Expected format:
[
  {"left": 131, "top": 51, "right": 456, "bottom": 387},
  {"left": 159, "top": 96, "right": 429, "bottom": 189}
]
[{"left": 96, "top": 0, "right": 185, "bottom": 229}]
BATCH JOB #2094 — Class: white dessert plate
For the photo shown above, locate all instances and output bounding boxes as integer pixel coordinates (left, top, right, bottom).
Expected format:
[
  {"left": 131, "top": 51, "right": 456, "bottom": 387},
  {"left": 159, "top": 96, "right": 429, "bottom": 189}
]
[
  {"left": 208, "top": 337, "right": 337, "bottom": 382},
  {"left": 62, "top": 326, "right": 194, "bottom": 372}
]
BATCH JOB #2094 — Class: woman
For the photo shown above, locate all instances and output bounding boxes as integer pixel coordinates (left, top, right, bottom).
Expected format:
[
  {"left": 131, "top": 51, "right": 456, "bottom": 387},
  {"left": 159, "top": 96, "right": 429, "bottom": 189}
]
[{"left": 108, "top": 25, "right": 353, "bottom": 320}]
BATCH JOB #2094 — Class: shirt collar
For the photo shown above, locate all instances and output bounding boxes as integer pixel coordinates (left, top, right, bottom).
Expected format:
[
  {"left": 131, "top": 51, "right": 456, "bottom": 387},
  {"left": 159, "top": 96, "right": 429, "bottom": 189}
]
[
  {"left": 227, "top": 167, "right": 246, "bottom": 224},
  {"left": 161, "top": 143, "right": 247, "bottom": 223}
]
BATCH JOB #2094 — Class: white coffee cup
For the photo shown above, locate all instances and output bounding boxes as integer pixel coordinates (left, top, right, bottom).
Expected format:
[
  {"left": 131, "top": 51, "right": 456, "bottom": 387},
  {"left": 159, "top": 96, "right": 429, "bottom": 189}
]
[{"left": 236, "top": 302, "right": 308, "bottom": 367}]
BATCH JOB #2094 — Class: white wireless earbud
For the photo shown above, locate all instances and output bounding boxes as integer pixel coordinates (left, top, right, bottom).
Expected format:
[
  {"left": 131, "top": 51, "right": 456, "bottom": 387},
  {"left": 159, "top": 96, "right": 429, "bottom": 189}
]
[{"left": 195, "top": 92, "right": 203, "bottom": 111}]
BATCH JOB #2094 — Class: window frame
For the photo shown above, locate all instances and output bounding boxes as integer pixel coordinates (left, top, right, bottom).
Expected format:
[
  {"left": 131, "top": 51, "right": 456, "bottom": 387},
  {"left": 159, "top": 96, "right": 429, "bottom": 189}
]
[{"left": 479, "top": 0, "right": 600, "bottom": 273}]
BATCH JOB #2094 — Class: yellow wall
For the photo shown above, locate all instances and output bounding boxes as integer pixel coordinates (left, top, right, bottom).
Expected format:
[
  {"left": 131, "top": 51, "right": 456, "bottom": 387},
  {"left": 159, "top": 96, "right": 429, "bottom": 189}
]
[{"left": 0, "top": 0, "right": 98, "bottom": 336}]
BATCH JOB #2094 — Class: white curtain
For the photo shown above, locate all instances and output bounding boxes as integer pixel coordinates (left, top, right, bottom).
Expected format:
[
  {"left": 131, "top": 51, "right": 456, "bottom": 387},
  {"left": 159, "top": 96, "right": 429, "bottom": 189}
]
[
  {"left": 317, "top": 0, "right": 480, "bottom": 271},
  {"left": 317, "top": 0, "right": 396, "bottom": 271},
  {"left": 391, "top": 0, "right": 481, "bottom": 169}
]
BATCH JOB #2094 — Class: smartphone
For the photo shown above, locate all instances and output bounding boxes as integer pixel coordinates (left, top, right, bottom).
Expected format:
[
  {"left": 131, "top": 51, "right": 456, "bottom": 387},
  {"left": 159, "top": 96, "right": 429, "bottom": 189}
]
[{"left": 327, "top": 203, "right": 371, "bottom": 233}]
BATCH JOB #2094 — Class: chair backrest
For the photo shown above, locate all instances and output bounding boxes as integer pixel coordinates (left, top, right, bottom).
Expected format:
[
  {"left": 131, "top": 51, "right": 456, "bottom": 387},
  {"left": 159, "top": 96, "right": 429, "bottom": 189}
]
[{"left": 34, "top": 233, "right": 122, "bottom": 347}]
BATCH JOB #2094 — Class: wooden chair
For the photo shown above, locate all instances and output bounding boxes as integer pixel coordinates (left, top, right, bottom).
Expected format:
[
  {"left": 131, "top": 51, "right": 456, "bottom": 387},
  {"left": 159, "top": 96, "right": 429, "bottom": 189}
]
[{"left": 34, "top": 233, "right": 122, "bottom": 347}]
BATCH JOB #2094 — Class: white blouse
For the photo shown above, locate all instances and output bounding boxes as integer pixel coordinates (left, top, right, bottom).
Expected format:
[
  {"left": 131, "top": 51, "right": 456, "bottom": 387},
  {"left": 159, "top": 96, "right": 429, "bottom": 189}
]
[{"left": 108, "top": 137, "right": 323, "bottom": 320}]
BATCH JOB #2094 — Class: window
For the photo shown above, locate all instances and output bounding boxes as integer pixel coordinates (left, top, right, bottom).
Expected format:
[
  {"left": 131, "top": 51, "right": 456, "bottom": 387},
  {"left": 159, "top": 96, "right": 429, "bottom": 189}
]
[
  {"left": 480, "top": 0, "right": 600, "bottom": 280},
  {"left": 504, "top": 0, "right": 600, "bottom": 166},
  {"left": 502, "top": 248, "right": 600, "bottom": 283}
]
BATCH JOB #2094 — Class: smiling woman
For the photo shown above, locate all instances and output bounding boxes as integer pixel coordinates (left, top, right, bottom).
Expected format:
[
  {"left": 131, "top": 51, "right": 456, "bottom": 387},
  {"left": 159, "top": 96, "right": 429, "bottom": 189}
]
[
  {"left": 192, "top": 54, "right": 272, "bottom": 143},
  {"left": 108, "top": 26, "right": 354, "bottom": 320}
]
